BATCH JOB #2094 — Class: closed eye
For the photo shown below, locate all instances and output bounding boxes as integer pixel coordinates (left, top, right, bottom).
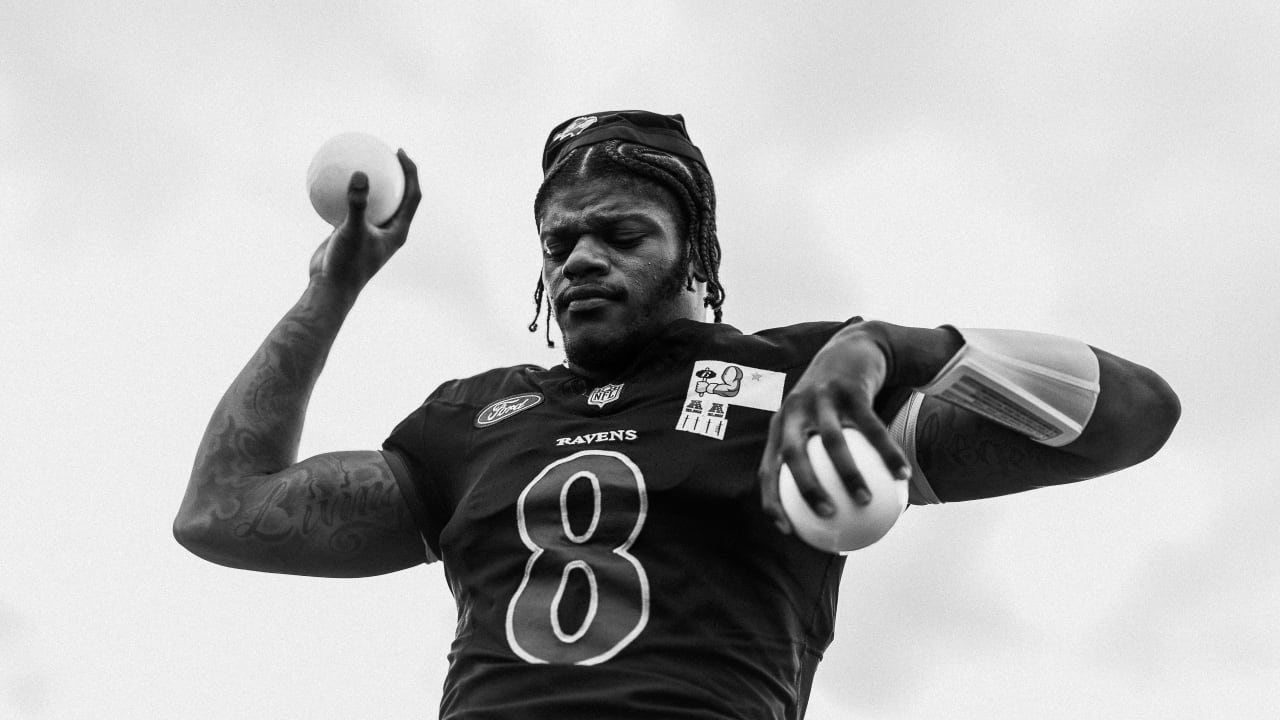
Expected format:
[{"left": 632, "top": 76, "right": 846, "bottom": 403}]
[
  {"left": 541, "top": 236, "right": 573, "bottom": 259},
  {"left": 610, "top": 232, "right": 646, "bottom": 247}
]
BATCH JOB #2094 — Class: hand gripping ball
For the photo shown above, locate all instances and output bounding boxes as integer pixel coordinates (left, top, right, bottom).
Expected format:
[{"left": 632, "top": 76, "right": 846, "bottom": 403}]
[
  {"left": 779, "top": 429, "right": 908, "bottom": 553},
  {"left": 307, "top": 132, "right": 405, "bottom": 227}
]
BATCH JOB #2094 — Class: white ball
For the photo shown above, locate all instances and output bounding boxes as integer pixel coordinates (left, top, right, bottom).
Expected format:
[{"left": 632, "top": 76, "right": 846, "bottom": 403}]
[
  {"left": 306, "top": 132, "right": 405, "bottom": 227},
  {"left": 779, "top": 428, "right": 908, "bottom": 553}
]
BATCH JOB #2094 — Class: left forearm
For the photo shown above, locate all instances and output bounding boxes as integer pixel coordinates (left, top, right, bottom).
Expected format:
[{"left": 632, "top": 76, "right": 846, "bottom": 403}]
[
  {"left": 853, "top": 321, "right": 965, "bottom": 391},
  {"left": 757, "top": 319, "right": 1180, "bottom": 529}
]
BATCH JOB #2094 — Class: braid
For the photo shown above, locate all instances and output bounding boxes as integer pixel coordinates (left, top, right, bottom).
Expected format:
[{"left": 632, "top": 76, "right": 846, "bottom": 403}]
[
  {"left": 530, "top": 141, "right": 726, "bottom": 335},
  {"left": 528, "top": 276, "right": 554, "bottom": 347},
  {"left": 527, "top": 147, "right": 585, "bottom": 348},
  {"left": 600, "top": 142, "right": 724, "bottom": 321}
]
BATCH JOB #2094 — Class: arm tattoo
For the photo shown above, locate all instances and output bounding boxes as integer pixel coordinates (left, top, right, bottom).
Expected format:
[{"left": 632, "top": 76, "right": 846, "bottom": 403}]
[
  {"left": 916, "top": 400, "right": 1084, "bottom": 502},
  {"left": 247, "top": 310, "right": 330, "bottom": 419},
  {"left": 231, "top": 454, "right": 412, "bottom": 557},
  {"left": 181, "top": 285, "right": 423, "bottom": 575},
  {"left": 193, "top": 289, "right": 344, "bottom": 486}
]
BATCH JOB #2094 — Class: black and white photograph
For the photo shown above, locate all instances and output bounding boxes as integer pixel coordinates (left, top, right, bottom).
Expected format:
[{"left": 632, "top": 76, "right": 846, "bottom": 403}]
[{"left": 2, "top": 2, "right": 1274, "bottom": 718}]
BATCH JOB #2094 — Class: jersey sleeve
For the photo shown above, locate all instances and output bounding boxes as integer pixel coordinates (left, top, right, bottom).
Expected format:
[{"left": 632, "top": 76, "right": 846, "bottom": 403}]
[
  {"left": 381, "top": 386, "right": 465, "bottom": 563},
  {"left": 380, "top": 448, "right": 440, "bottom": 563},
  {"left": 752, "top": 316, "right": 864, "bottom": 367}
]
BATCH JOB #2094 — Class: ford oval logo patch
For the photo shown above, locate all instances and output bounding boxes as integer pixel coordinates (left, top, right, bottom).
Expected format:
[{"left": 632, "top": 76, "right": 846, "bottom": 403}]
[{"left": 475, "top": 393, "right": 544, "bottom": 427}]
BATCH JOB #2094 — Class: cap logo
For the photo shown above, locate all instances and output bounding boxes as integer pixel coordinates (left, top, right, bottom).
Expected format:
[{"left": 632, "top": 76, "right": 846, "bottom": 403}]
[
  {"left": 552, "top": 115, "right": 598, "bottom": 142},
  {"left": 475, "top": 393, "right": 544, "bottom": 427}
]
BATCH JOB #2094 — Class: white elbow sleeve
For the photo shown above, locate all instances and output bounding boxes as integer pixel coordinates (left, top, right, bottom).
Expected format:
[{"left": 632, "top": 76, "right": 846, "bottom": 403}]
[{"left": 917, "top": 327, "right": 1101, "bottom": 447}]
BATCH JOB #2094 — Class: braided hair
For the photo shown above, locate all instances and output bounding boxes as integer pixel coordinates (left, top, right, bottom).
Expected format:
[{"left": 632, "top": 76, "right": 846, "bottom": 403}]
[{"left": 529, "top": 140, "right": 724, "bottom": 347}]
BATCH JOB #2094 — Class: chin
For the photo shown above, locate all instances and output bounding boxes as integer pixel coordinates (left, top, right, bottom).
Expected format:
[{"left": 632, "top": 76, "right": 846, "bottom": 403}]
[
  {"left": 562, "top": 330, "right": 636, "bottom": 375},
  {"left": 556, "top": 281, "right": 698, "bottom": 374}
]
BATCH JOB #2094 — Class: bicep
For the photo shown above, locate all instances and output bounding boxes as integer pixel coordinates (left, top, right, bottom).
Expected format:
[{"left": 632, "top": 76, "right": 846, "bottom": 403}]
[{"left": 182, "top": 450, "right": 431, "bottom": 577}]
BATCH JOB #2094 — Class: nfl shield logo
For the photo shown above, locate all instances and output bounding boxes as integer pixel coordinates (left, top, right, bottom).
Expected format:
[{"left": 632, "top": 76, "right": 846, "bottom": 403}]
[{"left": 587, "top": 383, "right": 624, "bottom": 408}]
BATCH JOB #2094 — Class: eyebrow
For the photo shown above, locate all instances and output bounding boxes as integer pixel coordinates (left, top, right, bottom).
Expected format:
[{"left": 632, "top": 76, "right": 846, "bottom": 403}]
[{"left": 539, "top": 212, "right": 661, "bottom": 239}]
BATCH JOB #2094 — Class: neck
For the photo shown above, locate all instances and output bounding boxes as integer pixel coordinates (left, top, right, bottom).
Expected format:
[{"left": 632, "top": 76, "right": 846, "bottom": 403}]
[{"left": 562, "top": 314, "right": 702, "bottom": 381}]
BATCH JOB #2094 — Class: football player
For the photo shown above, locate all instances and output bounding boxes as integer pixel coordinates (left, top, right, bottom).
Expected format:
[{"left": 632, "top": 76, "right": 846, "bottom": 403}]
[{"left": 174, "top": 111, "right": 1180, "bottom": 720}]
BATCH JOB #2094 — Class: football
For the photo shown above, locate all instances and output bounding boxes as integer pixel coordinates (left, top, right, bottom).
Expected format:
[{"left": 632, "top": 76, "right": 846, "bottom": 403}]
[
  {"left": 779, "top": 429, "right": 908, "bottom": 553},
  {"left": 306, "top": 132, "right": 405, "bottom": 227}
]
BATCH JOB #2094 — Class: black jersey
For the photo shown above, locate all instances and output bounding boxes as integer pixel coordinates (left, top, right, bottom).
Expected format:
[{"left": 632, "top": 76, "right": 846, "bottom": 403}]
[{"left": 383, "top": 318, "right": 862, "bottom": 720}]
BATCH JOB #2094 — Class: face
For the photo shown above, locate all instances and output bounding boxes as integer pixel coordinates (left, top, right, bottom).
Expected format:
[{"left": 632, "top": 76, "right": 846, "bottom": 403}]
[{"left": 538, "top": 177, "right": 705, "bottom": 376}]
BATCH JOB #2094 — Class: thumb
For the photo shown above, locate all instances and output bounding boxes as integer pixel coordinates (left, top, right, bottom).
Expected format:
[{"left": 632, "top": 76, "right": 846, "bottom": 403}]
[
  {"left": 343, "top": 171, "right": 369, "bottom": 228},
  {"left": 309, "top": 238, "right": 329, "bottom": 274}
]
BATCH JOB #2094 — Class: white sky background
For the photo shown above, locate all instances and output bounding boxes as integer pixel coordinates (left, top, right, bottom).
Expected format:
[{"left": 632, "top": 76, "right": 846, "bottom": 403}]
[{"left": 2, "top": 1, "right": 1278, "bottom": 718}]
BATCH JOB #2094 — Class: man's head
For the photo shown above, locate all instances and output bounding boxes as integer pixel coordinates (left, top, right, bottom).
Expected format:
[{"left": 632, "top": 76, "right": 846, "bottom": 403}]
[{"left": 530, "top": 111, "right": 724, "bottom": 375}]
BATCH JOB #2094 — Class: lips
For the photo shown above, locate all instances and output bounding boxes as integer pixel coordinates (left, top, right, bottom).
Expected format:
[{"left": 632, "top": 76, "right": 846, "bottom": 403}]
[{"left": 556, "top": 284, "right": 621, "bottom": 314}]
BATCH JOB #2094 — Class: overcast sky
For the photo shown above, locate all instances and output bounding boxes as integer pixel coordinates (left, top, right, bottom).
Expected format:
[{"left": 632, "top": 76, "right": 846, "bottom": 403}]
[{"left": 2, "top": 2, "right": 1278, "bottom": 718}]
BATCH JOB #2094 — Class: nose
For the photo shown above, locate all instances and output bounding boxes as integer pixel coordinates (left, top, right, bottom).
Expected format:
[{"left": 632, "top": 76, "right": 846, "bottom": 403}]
[{"left": 562, "top": 234, "right": 609, "bottom": 280}]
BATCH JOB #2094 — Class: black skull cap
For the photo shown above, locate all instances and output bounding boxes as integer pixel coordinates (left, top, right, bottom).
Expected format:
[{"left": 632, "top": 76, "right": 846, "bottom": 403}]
[{"left": 541, "top": 110, "right": 707, "bottom": 176}]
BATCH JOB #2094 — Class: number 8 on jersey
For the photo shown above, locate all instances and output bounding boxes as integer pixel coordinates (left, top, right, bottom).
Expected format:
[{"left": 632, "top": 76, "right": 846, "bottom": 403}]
[{"left": 505, "top": 450, "right": 651, "bottom": 665}]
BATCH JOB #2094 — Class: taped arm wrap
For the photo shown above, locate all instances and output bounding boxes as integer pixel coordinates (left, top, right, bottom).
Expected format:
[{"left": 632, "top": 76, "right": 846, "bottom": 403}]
[{"left": 916, "top": 327, "right": 1100, "bottom": 447}]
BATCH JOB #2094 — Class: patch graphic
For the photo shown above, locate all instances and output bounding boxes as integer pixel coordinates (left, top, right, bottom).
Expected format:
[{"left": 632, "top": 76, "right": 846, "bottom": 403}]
[
  {"left": 552, "top": 115, "right": 599, "bottom": 142},
  {"left": 588, "top": 383, "right": 624, "bottom": 408},
  {"left": 476, "top": 393, "right": 544, "bottom": 428},
  {"left": 677, "top": 362, "right": 785, "bottom": 440}
]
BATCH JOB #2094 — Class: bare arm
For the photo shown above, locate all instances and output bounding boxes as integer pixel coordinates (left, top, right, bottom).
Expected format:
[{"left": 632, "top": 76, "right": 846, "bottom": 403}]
[
  {"left": 759, "top": 321, "right": 1180, "bottom": 529},
  {"left": 174, "top": 153, "right": 427, "bottom": 577}
]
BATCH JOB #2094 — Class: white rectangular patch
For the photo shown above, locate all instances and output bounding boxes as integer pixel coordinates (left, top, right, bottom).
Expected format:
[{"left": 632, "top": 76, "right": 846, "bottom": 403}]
[{"left": 676, "top": 361, "right": 785, "bottom": 440}]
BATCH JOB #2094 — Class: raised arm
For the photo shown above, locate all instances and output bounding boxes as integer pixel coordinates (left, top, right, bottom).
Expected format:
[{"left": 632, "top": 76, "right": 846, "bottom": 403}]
[
  {"left": 759, "top": 321, "right": 1180, "bottom": 531},
  {"left": 174, "top": 153, "right": 427, "bottom": 577}
]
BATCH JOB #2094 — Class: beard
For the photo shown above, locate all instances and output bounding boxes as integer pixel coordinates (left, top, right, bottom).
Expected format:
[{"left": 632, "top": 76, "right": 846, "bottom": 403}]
[{"left": 559, "top": 260, "right": 693, "bottom": 377}]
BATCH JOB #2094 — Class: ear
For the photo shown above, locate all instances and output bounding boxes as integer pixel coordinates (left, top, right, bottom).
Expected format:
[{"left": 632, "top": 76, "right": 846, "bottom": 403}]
[
  {"left": 683, "top": 246, "right": 709, "bottom": 283},
  {"left": 690, "top": 260, "right": 708, "bottom": 284}
]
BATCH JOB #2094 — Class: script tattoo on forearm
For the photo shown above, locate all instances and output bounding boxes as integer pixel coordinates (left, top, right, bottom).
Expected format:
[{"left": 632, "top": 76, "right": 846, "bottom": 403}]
[{"left": 916, "top": 401, "right": 1079, "bottom": 501}]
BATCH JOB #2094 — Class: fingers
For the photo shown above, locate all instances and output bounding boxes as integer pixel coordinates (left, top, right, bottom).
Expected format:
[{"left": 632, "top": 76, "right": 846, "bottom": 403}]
[
  {"left": 760, "top": 385, "right": 905, "bottom": 533},
  {"left": 387, "top": 149, "right": 422, "bottom": 232},
  {"left": 343, "top": 171, "right": 370, "bottom": 230},
  {"left": 779, "top": 402, "right": 834, "bottom": 519},
  {"left": 854, "top": 401, "right": 912, "bottom": 481},
  {"left": 815, "top": 394, "right": 870, "bottom": 505},
  {"left": 758, "top": 413, "right": 792, "bottom": 534},
  {"left": 760, "top": 394, "right": 840, "bottom": 536},
  {"left": 758, "top": 326, "right": 913, "bottom": 535}
]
